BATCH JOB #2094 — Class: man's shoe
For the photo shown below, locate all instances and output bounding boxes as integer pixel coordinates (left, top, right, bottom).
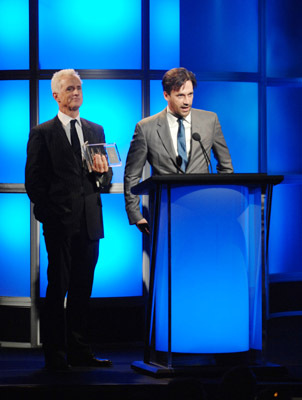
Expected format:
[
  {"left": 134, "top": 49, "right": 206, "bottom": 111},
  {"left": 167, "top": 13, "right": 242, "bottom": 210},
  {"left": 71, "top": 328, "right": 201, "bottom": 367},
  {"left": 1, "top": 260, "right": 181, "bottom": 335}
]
[{"left": 69, "top": 356, "right": 112, "bottom": 368}]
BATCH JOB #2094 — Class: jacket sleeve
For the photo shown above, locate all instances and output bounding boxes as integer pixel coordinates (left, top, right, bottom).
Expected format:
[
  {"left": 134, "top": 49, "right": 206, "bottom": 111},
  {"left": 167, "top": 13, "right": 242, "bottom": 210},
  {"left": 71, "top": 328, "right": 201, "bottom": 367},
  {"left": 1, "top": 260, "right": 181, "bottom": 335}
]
[
  {"left": 25, "top": 126, "right": 51, "bottom": 207},
  {"left": 124, "top": 122, "right": 148, "bottom": 225},
  {"left": 212, "top": 114, "right": 234, "bottom": 173}
]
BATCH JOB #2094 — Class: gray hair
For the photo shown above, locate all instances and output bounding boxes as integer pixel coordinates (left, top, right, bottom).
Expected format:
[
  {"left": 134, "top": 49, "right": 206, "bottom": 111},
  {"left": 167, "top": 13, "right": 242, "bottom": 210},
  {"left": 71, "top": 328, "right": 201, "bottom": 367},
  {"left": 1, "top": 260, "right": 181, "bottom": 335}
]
[{"left": 51, "top": 69, "right": 82, "bottom": 94}]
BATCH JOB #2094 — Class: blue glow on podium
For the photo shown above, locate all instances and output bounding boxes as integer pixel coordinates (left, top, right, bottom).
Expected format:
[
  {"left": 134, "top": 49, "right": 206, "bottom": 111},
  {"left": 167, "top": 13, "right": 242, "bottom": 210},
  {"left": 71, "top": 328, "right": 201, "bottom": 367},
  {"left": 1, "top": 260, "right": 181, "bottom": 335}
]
[{"left": 152, "top": 185, "right": 262, "bottom": 353}]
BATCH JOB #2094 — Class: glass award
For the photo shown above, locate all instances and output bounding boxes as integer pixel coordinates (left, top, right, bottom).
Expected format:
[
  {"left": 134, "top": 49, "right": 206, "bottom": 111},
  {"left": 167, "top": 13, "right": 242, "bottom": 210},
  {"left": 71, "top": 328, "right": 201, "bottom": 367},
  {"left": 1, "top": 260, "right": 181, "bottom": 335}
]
[{"left": 82, "top": 142, "right": 122, "bottom": 172}]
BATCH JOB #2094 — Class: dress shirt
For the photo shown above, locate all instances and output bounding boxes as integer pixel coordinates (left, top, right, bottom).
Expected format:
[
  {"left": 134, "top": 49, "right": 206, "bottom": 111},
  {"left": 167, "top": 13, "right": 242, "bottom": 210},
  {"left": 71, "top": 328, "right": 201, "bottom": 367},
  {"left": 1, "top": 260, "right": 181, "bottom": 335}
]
[
  {"left": 58, "top": 111, "right": 84, "bottom": 159},
  {"left": 166, "top": 107, "right": 191, "bottom": 158}
]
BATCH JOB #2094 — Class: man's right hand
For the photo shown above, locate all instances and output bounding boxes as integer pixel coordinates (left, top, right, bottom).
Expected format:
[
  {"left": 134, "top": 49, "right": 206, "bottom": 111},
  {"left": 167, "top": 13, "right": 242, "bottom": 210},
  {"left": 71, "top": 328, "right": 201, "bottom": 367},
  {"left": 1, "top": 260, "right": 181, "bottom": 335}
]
[{"left": 136, "top": 218, "right": 150, "bottom": 235}]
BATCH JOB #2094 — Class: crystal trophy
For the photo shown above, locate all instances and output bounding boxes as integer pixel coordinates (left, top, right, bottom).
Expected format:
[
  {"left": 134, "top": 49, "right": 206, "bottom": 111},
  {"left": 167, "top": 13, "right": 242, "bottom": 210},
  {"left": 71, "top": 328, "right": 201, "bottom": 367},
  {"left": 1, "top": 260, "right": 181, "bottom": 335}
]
[{"left": 82, "top": 142, "right": 122, "bottom": 172}]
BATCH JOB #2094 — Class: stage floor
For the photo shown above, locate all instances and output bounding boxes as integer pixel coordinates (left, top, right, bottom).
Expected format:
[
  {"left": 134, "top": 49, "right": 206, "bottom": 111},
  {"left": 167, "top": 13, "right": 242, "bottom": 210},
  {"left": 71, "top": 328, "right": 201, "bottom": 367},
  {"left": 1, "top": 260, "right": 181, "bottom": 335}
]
[{"left": 1, "top": 344, "right": 302, "bottom": 399}]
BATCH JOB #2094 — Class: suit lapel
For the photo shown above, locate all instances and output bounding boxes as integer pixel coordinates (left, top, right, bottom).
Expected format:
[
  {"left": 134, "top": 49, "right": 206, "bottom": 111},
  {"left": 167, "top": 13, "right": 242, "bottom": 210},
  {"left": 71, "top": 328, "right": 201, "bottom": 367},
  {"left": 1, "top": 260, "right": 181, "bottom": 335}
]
[
  {"left": 156, "top": 109, "right": 177, "bottom": 160},
  {"left": 53, "top": 116, "right": 73, "bottom": 150},
  {"left": 81, "top": 119, "right": 93, "bottom": 143}
]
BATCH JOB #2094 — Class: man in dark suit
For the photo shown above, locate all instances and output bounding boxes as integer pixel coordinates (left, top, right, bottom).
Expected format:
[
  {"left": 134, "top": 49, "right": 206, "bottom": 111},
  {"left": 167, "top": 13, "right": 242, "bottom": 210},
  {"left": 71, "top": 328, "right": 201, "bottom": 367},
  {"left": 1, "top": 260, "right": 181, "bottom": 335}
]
[
  {"left": 124, "top": 67, "right": 233, "bottom": 234},
  {"left": 25, "top": 69, "right": 113, "bottom": 370}
]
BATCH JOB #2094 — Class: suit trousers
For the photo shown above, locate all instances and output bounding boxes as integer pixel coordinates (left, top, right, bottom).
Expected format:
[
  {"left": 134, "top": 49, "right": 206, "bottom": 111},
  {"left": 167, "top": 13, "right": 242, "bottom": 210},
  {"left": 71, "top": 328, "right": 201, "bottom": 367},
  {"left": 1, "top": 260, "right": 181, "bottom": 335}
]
[{"left": 42, "top": 210, "right": 99, "bottom": 361}]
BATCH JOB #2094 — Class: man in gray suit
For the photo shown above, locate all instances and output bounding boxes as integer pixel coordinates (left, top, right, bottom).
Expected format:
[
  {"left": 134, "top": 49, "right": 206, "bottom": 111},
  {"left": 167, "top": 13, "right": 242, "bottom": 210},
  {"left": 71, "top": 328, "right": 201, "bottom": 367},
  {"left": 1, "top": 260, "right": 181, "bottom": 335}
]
[{"left": 124, "top": 67, "right": 233, "bottom": 234}]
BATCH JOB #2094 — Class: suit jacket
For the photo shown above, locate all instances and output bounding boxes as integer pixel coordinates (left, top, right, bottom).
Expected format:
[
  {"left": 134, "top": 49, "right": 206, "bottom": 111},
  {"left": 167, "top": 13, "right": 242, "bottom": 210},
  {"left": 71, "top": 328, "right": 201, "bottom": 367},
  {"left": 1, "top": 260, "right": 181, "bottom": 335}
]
[
  {"left": 25, "top": 116, "right": 113, "bottom": 240},
  {"left": 124, "top": 108, "right": 233, "bottom": 224}
]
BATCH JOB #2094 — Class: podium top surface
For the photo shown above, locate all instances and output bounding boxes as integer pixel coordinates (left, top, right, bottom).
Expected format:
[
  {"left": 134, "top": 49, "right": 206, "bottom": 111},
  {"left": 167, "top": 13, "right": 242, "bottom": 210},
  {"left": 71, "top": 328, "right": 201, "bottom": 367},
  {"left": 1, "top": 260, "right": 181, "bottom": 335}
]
[{"left": 131, "top": 173, "right": 284, "bottom": 195}]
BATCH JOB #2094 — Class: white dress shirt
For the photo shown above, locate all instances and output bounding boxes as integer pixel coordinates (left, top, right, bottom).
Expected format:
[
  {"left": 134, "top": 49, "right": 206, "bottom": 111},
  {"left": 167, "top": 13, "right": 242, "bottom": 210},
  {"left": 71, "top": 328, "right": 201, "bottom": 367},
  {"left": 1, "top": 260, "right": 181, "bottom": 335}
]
[
  {"left": 166, "top": 107, "right": 191, "bottom": 158},
  {"left": 58, "top": 111, "right": 84, "bottom": 159}
]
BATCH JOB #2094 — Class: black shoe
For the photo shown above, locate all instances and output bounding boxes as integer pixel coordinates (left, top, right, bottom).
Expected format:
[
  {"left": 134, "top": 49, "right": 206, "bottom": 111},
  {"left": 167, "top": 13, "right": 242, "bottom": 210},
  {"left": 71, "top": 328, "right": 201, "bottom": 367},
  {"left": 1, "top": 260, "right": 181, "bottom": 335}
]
[{"left": 69, "top": 356, "right": 112, "bottom": 368}]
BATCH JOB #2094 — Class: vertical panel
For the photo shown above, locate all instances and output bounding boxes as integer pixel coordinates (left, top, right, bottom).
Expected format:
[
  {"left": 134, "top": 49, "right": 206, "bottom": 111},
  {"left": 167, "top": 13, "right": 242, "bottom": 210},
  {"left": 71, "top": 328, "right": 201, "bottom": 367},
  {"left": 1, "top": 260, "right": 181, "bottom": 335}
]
[
  {"left": 93, "top": 194, "right": 142, "bottom": 297},
  {"left": 269, "top": 183, "right": 302, "bottom": 274},
  {"left": 180, "top": 0, "right": 258, "bottom": 72},
  {"left": 150, "top": 80, "right": 166, "bottom": 116},
  {"left": 0, "top": 81, "right": 30, "bottom": 183},
  {"left": 0, "top": 194, "right": 30, "bottom": 297},
  {"left": 267, "top": 86, "right": 302, "bottom": 174},
  {"left": 0, "top": 0, "right": 29, "bottom": 69},
  {"left": 39, "top": 0, "right": 141, "bottom": 69},
  {"left": 266, "top": 0, "right": 302, "bottom": 77},
  {"left": 150, "top": 0, "right": 180, "bottom": 69}
]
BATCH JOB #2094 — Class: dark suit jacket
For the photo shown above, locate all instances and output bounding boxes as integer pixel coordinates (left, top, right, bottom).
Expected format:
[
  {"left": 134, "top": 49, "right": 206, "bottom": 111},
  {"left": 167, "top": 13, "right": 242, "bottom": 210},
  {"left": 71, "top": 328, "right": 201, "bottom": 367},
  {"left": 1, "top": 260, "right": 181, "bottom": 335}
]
[{"left": 25, "top": 116, "right": 113, "bottom": 240}]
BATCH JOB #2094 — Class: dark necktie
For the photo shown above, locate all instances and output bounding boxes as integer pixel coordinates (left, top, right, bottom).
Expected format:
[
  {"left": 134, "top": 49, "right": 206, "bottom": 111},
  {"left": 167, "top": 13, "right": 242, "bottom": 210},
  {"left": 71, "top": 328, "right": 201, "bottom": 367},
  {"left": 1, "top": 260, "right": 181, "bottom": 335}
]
[
  {"left": 177, "top": 118, "right": 188, "bottom": 171},
  {"left": 70, "top": 119, "right": 82, "bottom": 161}
]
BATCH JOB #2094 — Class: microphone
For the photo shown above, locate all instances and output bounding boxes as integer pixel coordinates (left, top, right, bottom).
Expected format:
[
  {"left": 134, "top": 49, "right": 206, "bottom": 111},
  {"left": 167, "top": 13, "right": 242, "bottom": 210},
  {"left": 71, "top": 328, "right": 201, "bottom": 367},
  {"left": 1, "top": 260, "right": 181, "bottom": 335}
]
[
  {"left": 192, "top": 132, "right": 212, "bottom": 173},
  {"left": 176, "top": 155, "right": 182, "bottom": 173},
  {"left": 176, "top": 155, "right": 182, "bottom": 167}
]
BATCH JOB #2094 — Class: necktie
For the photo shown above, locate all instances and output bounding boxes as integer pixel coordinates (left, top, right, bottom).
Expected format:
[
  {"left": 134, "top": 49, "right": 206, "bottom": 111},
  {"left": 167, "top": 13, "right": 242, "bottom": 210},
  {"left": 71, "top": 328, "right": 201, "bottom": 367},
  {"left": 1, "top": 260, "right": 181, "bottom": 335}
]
[
  {"left": 177, "top": 118, "right": 188, "bottom": 171},
  {"left": 70, "top": 119, "right": 82, "bottom": 162}
]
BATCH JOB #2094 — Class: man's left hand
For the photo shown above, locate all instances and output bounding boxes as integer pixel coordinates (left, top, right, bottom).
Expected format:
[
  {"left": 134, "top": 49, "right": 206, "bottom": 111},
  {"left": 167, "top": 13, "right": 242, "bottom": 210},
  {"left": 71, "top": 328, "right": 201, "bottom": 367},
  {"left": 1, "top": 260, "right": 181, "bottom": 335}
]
[{"left": 92, "top": 154, "right": 109, "bottom": 173}]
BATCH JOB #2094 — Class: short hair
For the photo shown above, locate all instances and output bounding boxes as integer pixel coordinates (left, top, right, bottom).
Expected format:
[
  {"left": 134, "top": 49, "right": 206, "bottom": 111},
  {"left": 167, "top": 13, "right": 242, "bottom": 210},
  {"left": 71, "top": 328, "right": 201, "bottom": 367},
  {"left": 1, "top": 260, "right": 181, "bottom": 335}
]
[
  {"left": 162, "top": 67, "right": 197, "bottom": 95},
  {"left": 51, "top": 69, "right": 82, "bottom": 94}
]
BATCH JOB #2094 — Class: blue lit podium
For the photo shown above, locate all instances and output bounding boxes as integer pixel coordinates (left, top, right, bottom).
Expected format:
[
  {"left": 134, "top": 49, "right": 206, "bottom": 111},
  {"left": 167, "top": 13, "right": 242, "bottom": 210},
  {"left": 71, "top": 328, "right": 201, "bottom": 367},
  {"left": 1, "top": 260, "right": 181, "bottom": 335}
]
[{"left": 131, "top": 174, "right": 283, "bottom": 376}]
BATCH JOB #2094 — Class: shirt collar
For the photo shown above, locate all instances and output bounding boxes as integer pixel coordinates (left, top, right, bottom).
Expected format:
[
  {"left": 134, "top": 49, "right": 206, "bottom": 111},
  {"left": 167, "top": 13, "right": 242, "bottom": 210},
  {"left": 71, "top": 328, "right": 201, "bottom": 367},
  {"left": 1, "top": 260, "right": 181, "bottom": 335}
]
[
  {"left": 58, "top": 110, "right": 81, "bottom": 127},
  {"left": 166, "top": 106, "right": 191, "bottom": 125}
]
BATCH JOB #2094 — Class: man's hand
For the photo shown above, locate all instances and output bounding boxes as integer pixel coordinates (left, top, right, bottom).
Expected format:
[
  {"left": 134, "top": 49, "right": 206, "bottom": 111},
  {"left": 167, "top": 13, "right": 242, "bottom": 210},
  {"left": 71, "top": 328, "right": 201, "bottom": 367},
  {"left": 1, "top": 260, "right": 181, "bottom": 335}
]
[
  {"left": 136, "top": 218, "right": 150, "bottom": 235},
  {"left": 92, "top": 154, "right": 109, "bottom": 173}
]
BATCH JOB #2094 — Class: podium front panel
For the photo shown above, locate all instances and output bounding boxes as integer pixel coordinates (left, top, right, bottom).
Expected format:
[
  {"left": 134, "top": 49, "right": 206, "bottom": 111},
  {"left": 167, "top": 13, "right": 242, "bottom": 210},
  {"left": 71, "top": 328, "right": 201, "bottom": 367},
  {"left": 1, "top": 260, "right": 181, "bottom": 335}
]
[{"left": 152, "top": 184, "right": 262, "bottom": 356}]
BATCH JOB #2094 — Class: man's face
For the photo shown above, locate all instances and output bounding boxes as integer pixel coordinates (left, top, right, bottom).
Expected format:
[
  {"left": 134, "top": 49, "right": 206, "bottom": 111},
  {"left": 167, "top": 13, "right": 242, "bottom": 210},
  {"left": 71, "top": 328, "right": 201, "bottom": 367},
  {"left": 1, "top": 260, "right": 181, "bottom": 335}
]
[
  {"left": 163, "top": 80, "right": 194, "bottom": 118},
  {"left": 53, "top": 75, "right": 83, "bottom": 115}
]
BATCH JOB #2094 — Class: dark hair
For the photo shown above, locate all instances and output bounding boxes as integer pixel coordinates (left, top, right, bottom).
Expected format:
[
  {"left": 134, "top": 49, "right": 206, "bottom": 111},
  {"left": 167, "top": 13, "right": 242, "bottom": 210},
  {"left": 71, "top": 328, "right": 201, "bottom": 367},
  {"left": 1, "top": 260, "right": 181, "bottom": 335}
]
[{"left": 162, "top": 67, "right": 197, "bottom": 94}]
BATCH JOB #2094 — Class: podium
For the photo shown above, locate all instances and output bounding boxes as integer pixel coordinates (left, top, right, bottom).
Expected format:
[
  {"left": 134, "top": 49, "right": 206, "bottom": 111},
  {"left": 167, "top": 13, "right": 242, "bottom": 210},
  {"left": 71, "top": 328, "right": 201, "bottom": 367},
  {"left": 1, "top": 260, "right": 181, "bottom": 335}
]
[{"left": 131, "top": 174, "right": 283, "bottom": 376}]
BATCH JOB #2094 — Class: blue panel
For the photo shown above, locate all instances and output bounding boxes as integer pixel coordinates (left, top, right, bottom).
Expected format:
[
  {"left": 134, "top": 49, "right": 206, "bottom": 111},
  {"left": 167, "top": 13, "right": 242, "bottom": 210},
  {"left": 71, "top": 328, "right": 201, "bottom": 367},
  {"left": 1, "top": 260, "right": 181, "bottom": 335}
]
[
  {"left": 150, "top": 0, "right": 180, "bottom": 70},
  {"left": 39, "top": 79, "right": 142, "bottom": 183},
  {"left": 267, "top": 86, "right": 302, "bottom": 174},
  {"left": 0, "top": 0, "right": 29, "bottom": 69},
  {"left": 150, "top": 80, "right": 258, "bottom": 173},
  {"left": 0, "top": 194, "right": 30, "bottom": 297},
  {"left": 0, "top": 81, "right": 29, "bottom": 183},
  {"left": 153, "top": 186, "right": 262, "bottom": 353},
  {"left": 93, "top": 194, "right": 142, "bottom": 297},
  {"left": 266, "top": 0, "right": 302, "bottom": 77},
  {"left": 269, "top": 183, "right": 302, "bottom": 274},
  {"left": 40, "top": 194, "right": 142, "bottom": 298},
  {"left": 150, "top": 80, "right": 167, "bottom": 116},
  {"left": 180, "top": 0, "right": 258, "bottom": 72},
  {"left": 39, "top": 0, "right": 141, "bottom": 69}
]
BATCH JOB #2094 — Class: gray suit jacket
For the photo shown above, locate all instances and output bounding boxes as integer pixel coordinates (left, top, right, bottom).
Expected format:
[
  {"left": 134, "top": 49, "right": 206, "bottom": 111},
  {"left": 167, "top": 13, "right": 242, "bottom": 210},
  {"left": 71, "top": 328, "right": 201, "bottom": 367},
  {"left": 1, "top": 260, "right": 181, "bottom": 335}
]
[{"left": 124, "top": 108, "right": 233, "bottom": 224}]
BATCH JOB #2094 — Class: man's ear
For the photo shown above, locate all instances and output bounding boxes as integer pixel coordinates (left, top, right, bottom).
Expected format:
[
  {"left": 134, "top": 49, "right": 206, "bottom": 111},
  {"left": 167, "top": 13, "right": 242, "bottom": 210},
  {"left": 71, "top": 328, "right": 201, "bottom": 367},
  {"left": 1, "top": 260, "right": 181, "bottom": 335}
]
[
  {"left": 53, "top": 92, "right": 59, "bottom": 102},
  {"left": 163, "top": 91, "right": 169, "bottom": 101}
]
